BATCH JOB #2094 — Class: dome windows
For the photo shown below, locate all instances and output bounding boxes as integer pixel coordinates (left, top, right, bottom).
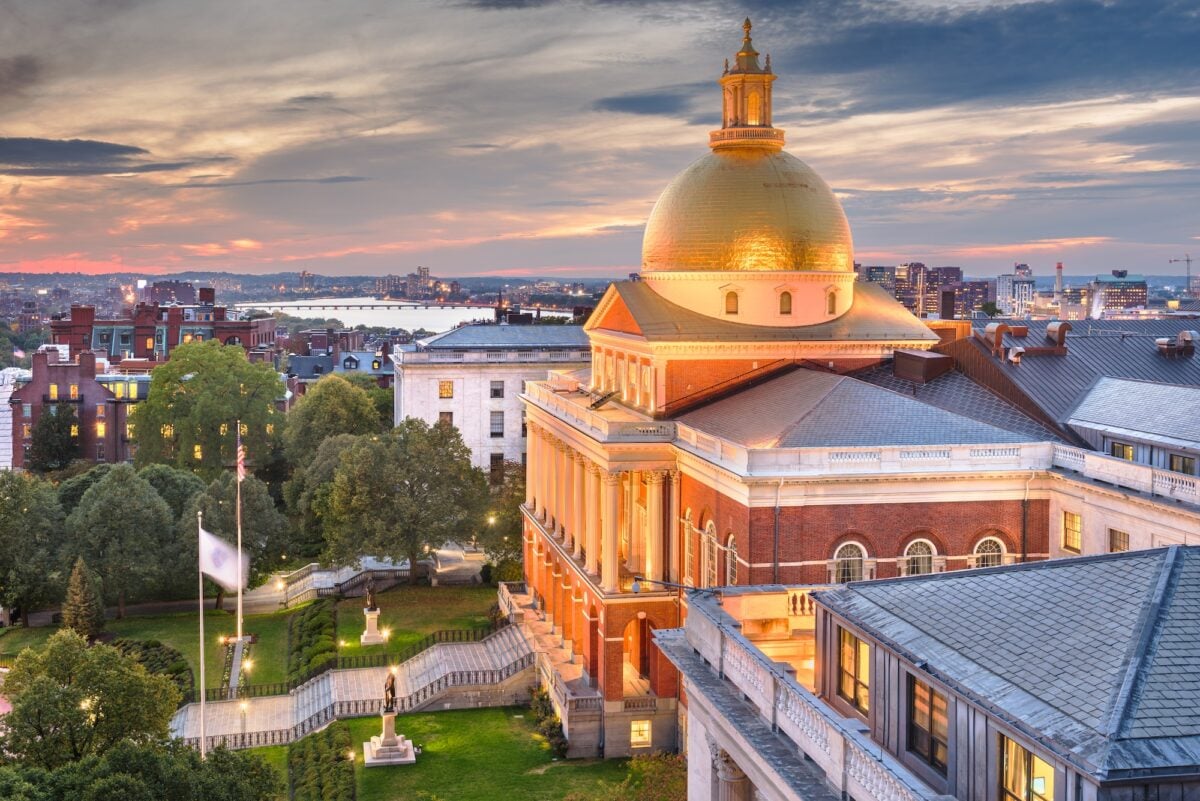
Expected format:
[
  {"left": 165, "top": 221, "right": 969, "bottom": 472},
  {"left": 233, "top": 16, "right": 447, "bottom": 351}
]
[
  {"left": 778, "top": 289, "right": 793, "bottom": 316},
  {"left": 725, "top": 291, "right": 739, "bottom": 315}
]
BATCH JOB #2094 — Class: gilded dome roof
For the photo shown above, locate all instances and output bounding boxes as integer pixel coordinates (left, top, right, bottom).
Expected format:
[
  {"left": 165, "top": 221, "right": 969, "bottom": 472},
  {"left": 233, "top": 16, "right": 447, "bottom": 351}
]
[{"left": 641, "top": 147, "right": 854, "bottom": 273}]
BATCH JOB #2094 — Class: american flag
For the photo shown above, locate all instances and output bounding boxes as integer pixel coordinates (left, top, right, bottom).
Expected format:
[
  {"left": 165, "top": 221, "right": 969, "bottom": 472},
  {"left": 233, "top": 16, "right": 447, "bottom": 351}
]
[
  {"left": 12, "top": 346, "right": 25, "bottom": 359},
  {"left": 236, "top": 428, "right": 245, "bottom": 481}
]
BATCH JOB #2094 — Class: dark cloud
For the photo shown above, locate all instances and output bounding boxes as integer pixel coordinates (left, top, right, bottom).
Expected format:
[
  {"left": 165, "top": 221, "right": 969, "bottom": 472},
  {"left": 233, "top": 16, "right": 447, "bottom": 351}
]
[
  {"left": 593, "top": 83, "right": 708, "bottom": 116},
  {"left": 456, "top": 0, "right": 559, "bottom": 8},
  {"left": 0, "top": 55, "right": 39, "bottom": 97},
  {"left": 457, "top": 143, "right": 504, "bottom": 150},
  {"left": 286, "top": 93, "right": 336, "bottom": 104},
  {"left": 534, "top": 199, "right": 604, "bottom": 207},
  {"left": 0, "top": 137, "right": 200, "bottom": 176},
  {"left": 171, "top": 175, "right": 369, "bottom": 189}
]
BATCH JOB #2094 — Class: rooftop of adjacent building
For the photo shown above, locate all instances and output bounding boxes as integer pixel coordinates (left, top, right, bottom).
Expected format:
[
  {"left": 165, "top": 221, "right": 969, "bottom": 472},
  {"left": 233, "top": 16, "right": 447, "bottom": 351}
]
[{"left": 416, "top": 323, "right": 588, "bottom": 350}]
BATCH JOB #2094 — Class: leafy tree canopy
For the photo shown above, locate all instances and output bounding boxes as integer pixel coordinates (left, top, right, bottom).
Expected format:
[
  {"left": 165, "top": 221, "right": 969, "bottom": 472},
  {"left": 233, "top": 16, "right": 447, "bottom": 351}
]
[
  {"left": 57, "top": 463, "right": 113, "bottom": 515},
  {"left": 481, "top": 460, "right": 525, "bottom": 566},
  {"left": 182, "top": 472, "right": 291, "bottom": 593},
  {"left": 283, "top": 374, "right": 380, "bottom": 465},
  {"left": 0, "top": 471, "right": 64, "bottom": 615},
  {"left": 341, "top": 372, "right": 393, "bottom": 431},
  {"left": 26, "top": 403, "right": 80, "bottom": 473},
  {"left": 324, "top": 418, "right": 489, "bottom": 580},
  {"left": 0, "top": 630, "right": 179, "bottom": 771},
  {"left": 137, "top": 463, "right": 206, "bottom": 519},
  {"left": 130, "top": 340, "right": 283, "bottom": 480},
  {"left": 282, "top": 433, "right": 361, "bottom": 559}
]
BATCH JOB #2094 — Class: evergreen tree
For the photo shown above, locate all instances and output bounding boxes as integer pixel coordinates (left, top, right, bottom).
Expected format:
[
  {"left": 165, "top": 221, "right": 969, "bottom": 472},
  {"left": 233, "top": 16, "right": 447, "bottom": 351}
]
[
  {"left": 26, "top": 403, "right": 80, "bottom": 472},
  {"left": 61, "top": 557, "right": 105, "bottom": 640}
]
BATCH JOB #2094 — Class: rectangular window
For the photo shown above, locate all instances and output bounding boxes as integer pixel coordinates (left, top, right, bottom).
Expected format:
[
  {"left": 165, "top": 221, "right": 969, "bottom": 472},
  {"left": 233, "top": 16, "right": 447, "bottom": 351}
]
[
  {"left": 128, "top": 382, "right": 138, "bottom": 400},
  {"left": 1062, "top": 511, "right": 1082, "bottom": 553},
  {"left": 1109, "top": 441, "right": 1134, "bottom": 460},
  {"left": 438, "top": 411, "right": 453, "bottom": 427},
  {"left": 1001, "top": 735, "right": 1054, "bottom": 801},
  {"left": 521, "top": 411, "right": 527, "bottom": 439},
  {"left": 22, "top": 403, "right": 31, "bottom": 418},
  {"left": 22, "top": 423, "right": 32, "bottom": 439},
  {"left": 125, "top": 422, "right": 134, "bottom": 439},
  {"left": 907, "top": 675, "right": 949, "bottom": 774},
  {"left": 70, "top": 424, "right": 79, "bottom": 438},
  {"left": 113, "top": 382, "right": 125, "bottom": 399},
  {"left": 48, "top": 384, "right": 58, "bottom": 401},
  {"left": 69, "top": 384, "right": 79, "bottom": 400},
  {"left": 95, "top": 442, "right": 104, "bottom": 461},
  {"left": 684, "top": 527, "right": 694, "bottom": 585},
  {"left": 1108, "top": 529, "right": 1129, "bottom": 553},
  {"left": 490, "top": 411, "right": 504, "bottom": 438},
  {"left": 96, "top": 404, "right": 105, "bottom": 420},
  {"left": 490, "top": 380, "right": 505, "bottom": 399},
  {"left": 1169, "top": 454, "right": 1196, "bottom": 474},
  {"left": 438, "top": 380, "right": 453, "bottom": 399},
  {"left": 630, "top": 719, "right": 652, "bottom": 748},
  {"left": 838, "top": 627, "right": 870, "bottom": 715},
  {"left": 489, "top": 452, "right": 504, "bottom": 484},
  {"left": 193, "top": 444, "right": 202, "bottom": 460},
  {"left": 95, "top": 421, "right": 106, "bottom": 438},
  {"left": 145, "top": 337, "right": 154, "bottom": 351}
]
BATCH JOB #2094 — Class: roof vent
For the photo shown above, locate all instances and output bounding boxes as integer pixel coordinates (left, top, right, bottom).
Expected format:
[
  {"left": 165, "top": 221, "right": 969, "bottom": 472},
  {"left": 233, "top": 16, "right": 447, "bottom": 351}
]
[
  {"left": 1178, "top": 330, "right": 1198, "bottom": 357},
  {"left": 983, "top": 322, "right": 1010, "bottom": 353},
  {"left": 1007, "top": 346, "right": 1025, "bottom": 366},
  {"left": 1046, "top": 321, "right": 1071, "bottom": 349}
]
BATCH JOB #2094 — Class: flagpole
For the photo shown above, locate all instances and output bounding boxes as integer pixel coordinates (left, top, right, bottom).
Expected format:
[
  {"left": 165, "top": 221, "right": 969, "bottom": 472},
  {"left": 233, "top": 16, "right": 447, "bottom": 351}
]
[
  {"left": 197, "top": 509, "right": 207, "bottom": 760},
  {"left": 236, "top": 419, "right": 243, "bottom": 645}
]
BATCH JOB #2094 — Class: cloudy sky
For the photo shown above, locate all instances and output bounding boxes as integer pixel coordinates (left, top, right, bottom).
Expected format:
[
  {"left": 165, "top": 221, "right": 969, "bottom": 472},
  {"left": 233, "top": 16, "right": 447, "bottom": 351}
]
[{"left": 0, "top": 0, "right": 1197, "bottom": 278}]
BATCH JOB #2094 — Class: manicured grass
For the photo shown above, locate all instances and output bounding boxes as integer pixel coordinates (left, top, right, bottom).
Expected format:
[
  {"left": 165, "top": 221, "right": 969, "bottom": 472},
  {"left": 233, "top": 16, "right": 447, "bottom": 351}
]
[
  {"left": 254, "top": 708, "right": 628, "bottom": 801},
  {"left": 336, "top": 585, "right": 497, "bottom": 657},
  {"left": 251, "top": 744, "right": 289, "bottom": 800},
  {"left": 0, "top": 626, "right": 55, "bottom": 661}
]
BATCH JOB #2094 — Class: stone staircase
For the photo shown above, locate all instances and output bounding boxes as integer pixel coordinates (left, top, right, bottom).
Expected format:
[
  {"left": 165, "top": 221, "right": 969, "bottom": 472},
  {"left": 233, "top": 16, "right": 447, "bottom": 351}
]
[{"left": 172, "top": 624, "right": 535, "bottom": 751}]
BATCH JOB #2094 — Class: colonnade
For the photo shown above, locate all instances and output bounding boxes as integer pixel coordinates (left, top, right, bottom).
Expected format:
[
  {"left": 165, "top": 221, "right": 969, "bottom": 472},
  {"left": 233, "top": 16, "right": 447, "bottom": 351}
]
[{"left": 525, "top": 422, "right": 667, "bottom": 593}]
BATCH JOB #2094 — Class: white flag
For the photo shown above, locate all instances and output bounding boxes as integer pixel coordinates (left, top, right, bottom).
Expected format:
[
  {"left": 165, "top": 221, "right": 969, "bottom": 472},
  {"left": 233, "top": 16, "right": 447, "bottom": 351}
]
[{"left": 199, "top": 526, "right": 247, "bottom": 592}]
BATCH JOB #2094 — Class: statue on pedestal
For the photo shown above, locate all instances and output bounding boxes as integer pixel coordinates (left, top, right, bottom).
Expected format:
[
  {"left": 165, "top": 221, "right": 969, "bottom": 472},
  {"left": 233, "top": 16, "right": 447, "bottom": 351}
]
[
  {"left": 384, "top": 671, "right": 396, "bottom": 713},
  {"left": 365, "top": 576, "right": 377, "bottom": 611}
]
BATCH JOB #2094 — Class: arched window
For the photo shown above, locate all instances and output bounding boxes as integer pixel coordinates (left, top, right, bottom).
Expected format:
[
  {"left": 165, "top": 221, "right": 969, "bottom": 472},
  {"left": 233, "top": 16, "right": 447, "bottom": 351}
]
[
  {"left": 704, "top": 522, "right": 719, "bottom": 588},
  {"left": 826, "top": 290, "right": 837, "bottom": 315},
  {"left": 725, "top": 535, "right": 738, "bottom": 586},
  {"left": 974, "top": 537, "right": 1005, "bottom": 568},
  {"left": 747, "top": 92, "right": 762, "bottom": 125},
  {"left": 779, "top": 291, "right": 792, "bottom": 315},
  {"left": 683, "top": 511, "right": 694, "bottom": 585},
  {"left": 834, "top": 543, "right": 865, "bottom": 583},
  {"left": 725, "top": 291, "right": 739, "bottom": 315},
  {"left": 904, "top": 540, "right": 934, "bottom": 576}
]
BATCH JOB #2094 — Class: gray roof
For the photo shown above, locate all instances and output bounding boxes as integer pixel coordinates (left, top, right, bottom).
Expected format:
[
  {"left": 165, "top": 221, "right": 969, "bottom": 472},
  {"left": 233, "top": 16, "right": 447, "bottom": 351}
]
[
  {"left": 677, "top": 368, "right": 1035, "bottom": 448},
  {"left": 814, "top": 547, "right": 1200, "bottom": 780},
  {"left": 335, "top": 350, "right": 394, "bottom": 375},
  {"left": 956, "top": 320, "right": 1200, "bottom": 424},
  {"left": 1067, "top": 377, "right": 1200, "bottom": 448},
  {"left": 420, "top": 324, "right": 588, "bottom": 350},
  {"left": 855, "top": 364, "right": 1063, "bottom": 442},
  {"left": 288, "top": 354, "right": 334, "bottom": 379},
  {"left": 603, "top": 280, "right": 938, "bottom": 343}
]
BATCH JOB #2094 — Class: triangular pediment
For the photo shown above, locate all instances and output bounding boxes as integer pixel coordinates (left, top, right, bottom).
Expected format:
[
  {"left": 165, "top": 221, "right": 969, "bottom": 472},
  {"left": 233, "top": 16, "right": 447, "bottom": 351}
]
[{"left": 585, "top": 284, "right": 644, "bottom": 338}]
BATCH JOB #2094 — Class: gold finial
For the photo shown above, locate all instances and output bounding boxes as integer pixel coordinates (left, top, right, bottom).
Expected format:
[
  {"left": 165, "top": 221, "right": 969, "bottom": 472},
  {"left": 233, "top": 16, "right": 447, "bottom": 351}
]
[
  {"left": 724, "top": 57, "right": 729, "bottom": 74},
  {"left": 743, "top": 17, "right": 752, "bottom": 39}
]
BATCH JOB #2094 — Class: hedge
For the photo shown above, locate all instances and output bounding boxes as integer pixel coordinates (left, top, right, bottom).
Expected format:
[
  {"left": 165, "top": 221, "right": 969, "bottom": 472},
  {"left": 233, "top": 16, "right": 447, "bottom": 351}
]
[
  {"left": 288, "top": 721, "right": 355, "bottom": 801},
  {"left": 287, "top": 599, "right": 337, "bottom": 685},
  {"left": 112, "top": 637, "right": 195, "bottom": 704}
]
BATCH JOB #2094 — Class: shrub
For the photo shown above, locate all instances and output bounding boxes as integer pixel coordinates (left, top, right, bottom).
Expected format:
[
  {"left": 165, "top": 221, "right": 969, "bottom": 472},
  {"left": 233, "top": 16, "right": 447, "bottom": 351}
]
[
  {"left": 288, "top": 721, "right": 355, "bottom": 801},
  {"left": 287, "top": 599, "right": 338, "bottom": 684},
  {"left": 112, "top": 637, "right": 194, "bottom": 703},
  {"left": 528, "top": 686, "right": 568, "bottom": 757}
]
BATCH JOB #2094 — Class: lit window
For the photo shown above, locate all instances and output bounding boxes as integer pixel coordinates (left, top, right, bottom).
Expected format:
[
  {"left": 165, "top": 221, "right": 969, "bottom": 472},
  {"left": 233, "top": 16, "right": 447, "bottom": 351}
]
[
  {"left": 69, "top": 384, "right": 79, "bottom": 400},
  {"left": 974, "top": 537, "right": 1004, "bottom": 568},
  {"left": 183, "top": 333, "right": 193, "bottom": 344},
  {"left": 70, "top": 425, "right": 79, "bottom": 438},
  {"left": 490, "top": 380, "right": 504, "bottom": 399},
  {"left": 161, "top": 424, "right": 174, "bottom": 438},
  {"left": 265, "top": 423, "right": 274, "bottom": 435},
  {"left": 779, "top": 291, "right": 792, "bottom": 315},
  {"left": 838, "top": 627, "right": 870, "bottom": 714},
  {"left": 125, "top": 423, "right": 134, "bottom": 439},
  {"left": 725, "top": 535, "right": 738, "bottom": 586},
  {"left": 22, "top": 424, "right": 31, "bottom": 439},
  {"left": 630, "top": 719, "right": 652, "bottom": 748},
  {"left": 145, "top": 337, "right": 154, "bottom": 351},
  {"left": 113, "top": 382, "right": 125, "bottom": 399},
  {"left": 48, "top": 384, "right": 58, "bottom": 401},
  {"left": 128, "top": 382, "right": 138, "bottom": 400},
  {"left": 908, "top": 675, "right": 949, "bottom": 774},
  {"left": 240, "top": 422, "right": 249, "bottom": 436},
  {"left": 95, "top": 422, "right": 106, "bottom": 437},
  {"left": 725, "top": 291, "right": 739, "bottom": 315},
  {"left": 220, "top": 423, "right": 228, "bottom": 436},
  {"left": 193, "top": 444, "right": 202, "bottom": 460},
  {"left": 1001, "top": 736, "right": 1054, "bottom": 801},
  {"left": 95, "top": 404, "right": 105, "bottom": 420},
  {"left": 904, "top": 540, "right": 934, "bottom": 576},
  {"left": 1109, "top": 441, "right": 1134, "bottom": 461},
  {"left": 1170, "top": 454, "right": 1196, "bottom": 474},
  {"left": 1108, "top": 529, "right": 1129, "bottom": 553},
  {"left": 1062, "top": 512, "right": 1082, "bottom": 553},
  {"left": 834, "top": 542, "right": 865, "bottom": 583},
  {"left": 746, "top": 91, "right": 761, "bottom": 125},
  {"left": 438, "top": 380, "right": 453, "bottom": 399}
]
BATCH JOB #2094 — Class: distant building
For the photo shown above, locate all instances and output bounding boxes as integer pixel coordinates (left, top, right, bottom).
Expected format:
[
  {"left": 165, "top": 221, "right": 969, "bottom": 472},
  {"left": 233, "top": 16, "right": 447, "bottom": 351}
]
[
  {"left": 860, "top": 265, "right": 895, "bottom": 292},
  {"left": 997, "top": 273, "right": 1036, "bottom": 316},
  {"left": 1091, "top": 270, "right": 1148, "bottom": 312},
  {"left": 951, "top": 279, "right": 992, "bottom": 318},
  {"left": 894, "top": 262, "right": 925, "bottom": 314},
  {"left": 146, "top": 280, "right": 196, "bottom": 305},
  {"left": 392, "top": 324, "right": 589, "bottom": 477}
]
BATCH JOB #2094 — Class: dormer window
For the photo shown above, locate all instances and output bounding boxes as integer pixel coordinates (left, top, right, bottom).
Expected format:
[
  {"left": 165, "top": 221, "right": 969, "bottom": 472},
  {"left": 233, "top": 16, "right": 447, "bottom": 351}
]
[
  {"left": 343, "top": 356, "right": 358, "bottom": 370},
  {"left": 725, "top": 291, "right": 739, "bottom": 315}
]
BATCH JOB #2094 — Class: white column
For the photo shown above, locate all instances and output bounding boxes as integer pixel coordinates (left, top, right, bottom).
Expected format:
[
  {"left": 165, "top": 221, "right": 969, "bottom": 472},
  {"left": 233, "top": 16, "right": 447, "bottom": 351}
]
[
  {"left": 525, "top": 426, "right": 537, "bottom": 510},
  {"left": 601, "top": 473, "right": 621, "bottom": 593},
  {"left": 562, "top": 448, "right": 575, "bottom": 550},
  {"left": 646, "top": 471, "right": 665, "bottom": 582},
  {"left": 716, "top": 752, "right": 751, "bottom": 801},
  {"left": 537, "top": 431, "right": 550, "bottom": 523},
  {"left": 668, "top": 470, "right": 681, "bottom": 583},
  {"left": 585, "top": 464, "right": 600, "bottom": 576},
  {"left": 572, "top": 453, "right": 585, "bottom": 560},
  {"left": 556, "top": 443, "right": 568, "bottom": 537}
]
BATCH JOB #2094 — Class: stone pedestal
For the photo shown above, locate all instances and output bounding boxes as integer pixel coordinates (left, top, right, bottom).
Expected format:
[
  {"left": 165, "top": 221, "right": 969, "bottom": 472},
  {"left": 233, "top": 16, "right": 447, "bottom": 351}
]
[
  {"left": 360, "top": 607, "right": 385, "bottom": 646},
  {"left": 363, "top": 710, "right": 416, "bottom": 767}
]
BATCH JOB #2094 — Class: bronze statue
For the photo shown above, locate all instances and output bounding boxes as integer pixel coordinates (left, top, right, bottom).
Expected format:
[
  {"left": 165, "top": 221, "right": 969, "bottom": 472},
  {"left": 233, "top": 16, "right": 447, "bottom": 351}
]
[
  {"left": 383, "top": 671, "right": 396, "bottom": 713},
  {"left": 365, "top": 576, "right": 377, "bottom": 611}
]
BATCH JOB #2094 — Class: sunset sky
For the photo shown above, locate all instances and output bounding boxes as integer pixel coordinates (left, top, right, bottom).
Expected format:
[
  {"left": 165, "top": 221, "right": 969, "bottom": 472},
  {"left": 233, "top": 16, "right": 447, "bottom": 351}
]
[{"left": 0, "top": 0, "right": 1197, "bottom": 278}]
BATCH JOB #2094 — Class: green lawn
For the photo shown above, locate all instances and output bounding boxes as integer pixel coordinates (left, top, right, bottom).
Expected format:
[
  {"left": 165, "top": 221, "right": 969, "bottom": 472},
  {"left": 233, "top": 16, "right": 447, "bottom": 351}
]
[
  {"left": 0, "top": 626, "right": 55, "bottom": 662},
  {"left": 336, "top": 585, "right": 497, "bottom": 657},
  {"left": 254, "top": 708, "right": 627, "bottom": 801},
  {"left": 252, "top": 744, "right": 289, "bottom": 801}
]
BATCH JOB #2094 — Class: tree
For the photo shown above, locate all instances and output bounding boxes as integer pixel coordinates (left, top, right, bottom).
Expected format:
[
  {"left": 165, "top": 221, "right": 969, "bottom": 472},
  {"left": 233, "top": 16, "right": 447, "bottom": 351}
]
[
  {"left": 324, "top": 418, "right": 489, "bottom": 581},
  {"left": 26, "top": 403, "right": 81, "bottom": 473},
  {"left": 66, "top": 464, "right": 173, "bottom": 618},
  {"left": 130, "top": 340, "right": 283, "bottom": 480},
  {"left": 479, "top": 460, "right": 525, "bottom": 582},
  {"left": 0, "top": 471, "right": 64, "bottom": 618},
  {"left": 57, "top": 463, "right": 113, "bottom": 515},
  {"left": 137, "top": 463, "right": 206, "bottom": 519},
  {"left": 283, "top": 374, "right": 381, "bottom": 465},
  {"left": 61, "top": 558, "right": 105, "bottom": 640},
  {"left": 981, "top": 301, "right": 1001, "bottom": 318},
  {"left": 182, "top": 472, "right": 290, "bottom": 607},
  {"left": 0, "top": 629, "right": 179, "bottom": 771},
  {"left": 343, "top": 372, "right": 393, "bottom": 430},
  {"left": 282, "top": 433, "right": 361, "bottom": 558}
]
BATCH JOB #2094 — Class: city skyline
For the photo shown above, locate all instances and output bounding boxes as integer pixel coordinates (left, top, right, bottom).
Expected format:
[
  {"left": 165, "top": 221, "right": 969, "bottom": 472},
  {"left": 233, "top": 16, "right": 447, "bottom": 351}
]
[{"left": 1, "top": 0, "right": 1198, "bottom": 278}]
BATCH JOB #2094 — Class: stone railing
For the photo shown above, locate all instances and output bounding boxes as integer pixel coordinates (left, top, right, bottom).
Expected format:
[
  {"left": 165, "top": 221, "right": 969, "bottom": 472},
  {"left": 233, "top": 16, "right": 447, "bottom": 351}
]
[
  {"left": 498, "top": 581, "right": 527, "bottom": 623},
  {"left": 683, "top": 593, "right": 942, "bottom": 801},
  {"left": 398, "top": 349, "right": 589, "bottom": 364},
  {"left": 1052, "top": 444, "right": 1200, "bottom": 505},
  {"left": 524, "top": 381, "right": 675, "bottom": 443}
]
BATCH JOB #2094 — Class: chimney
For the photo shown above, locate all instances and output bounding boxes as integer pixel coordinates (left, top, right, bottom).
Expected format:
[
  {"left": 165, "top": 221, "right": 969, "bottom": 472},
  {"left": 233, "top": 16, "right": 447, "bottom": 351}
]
[
  {"left": 78, "top": 350, "right": 97, "bottom": 379},
  {"left": 199, "top": 287, "right": 216, "bottom": 305},
  {"left": 1054, "top": 262, "right": 1063, "bottom": 304}
]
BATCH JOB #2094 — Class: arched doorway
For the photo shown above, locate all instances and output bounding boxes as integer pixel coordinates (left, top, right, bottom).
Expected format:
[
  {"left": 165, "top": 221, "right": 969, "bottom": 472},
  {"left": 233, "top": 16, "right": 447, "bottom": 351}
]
[{"left": 622, "top": 615, "right": 653, "bottom": 696}]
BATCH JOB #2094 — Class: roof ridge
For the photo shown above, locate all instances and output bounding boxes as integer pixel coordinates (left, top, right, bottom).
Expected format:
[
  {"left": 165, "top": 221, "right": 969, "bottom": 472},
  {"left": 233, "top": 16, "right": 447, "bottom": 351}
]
[
  {"left": 848, "top": 372, "right": 1040, "bottom": 439},
  {"left": 772, "top": 371, "right": 846, "bottom": 446}
]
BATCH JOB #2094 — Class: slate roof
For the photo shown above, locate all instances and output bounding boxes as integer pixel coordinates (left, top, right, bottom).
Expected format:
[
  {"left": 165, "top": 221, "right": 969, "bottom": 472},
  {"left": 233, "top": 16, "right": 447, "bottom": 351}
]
[
  {"left": 419, "top": 324, "right": 588, "bottom": 350},
  {"left": 287, "top": 354, "right": 334, "bottom": 379},
  {"left": 604, "top": 280, "right": 938, "bottom": 343},
  {"left": 854, "top": 364, "right": 1063, "bottom": 442},
  {"left": 335, "top": 350, "right": 394, "bottom": 376},
  {"left": 677, "top": 368, "right": 1035, "bottom": 447},
  {"left": 1067, "top": 377, "right": 1200, "bottom": 447},
  {"left": 962, "top": 320, "right": 1200, "bottom": 424},
  {"left": 814, "top": 547, "right": 1200, "bottom": 780}
]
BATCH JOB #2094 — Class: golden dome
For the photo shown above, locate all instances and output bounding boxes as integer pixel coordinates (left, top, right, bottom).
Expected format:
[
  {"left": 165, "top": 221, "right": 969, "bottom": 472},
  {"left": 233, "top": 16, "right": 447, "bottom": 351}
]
[{"left": 641, "top": 147, "right": 854, "bottom": 273}]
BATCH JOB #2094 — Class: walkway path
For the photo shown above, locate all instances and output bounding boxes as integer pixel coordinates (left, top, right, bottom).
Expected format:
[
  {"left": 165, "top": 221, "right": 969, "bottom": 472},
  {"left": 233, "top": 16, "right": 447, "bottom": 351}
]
[{"left": 170, "top": 623, "right": 531, "bottom": 747}]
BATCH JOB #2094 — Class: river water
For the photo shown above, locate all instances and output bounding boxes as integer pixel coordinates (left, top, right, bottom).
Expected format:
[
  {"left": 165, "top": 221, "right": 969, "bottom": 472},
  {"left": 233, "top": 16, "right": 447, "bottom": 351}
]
[{"left": 235, "top": 296, "right": 568, "bottom": 333}]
